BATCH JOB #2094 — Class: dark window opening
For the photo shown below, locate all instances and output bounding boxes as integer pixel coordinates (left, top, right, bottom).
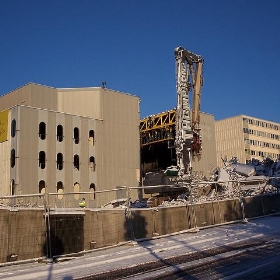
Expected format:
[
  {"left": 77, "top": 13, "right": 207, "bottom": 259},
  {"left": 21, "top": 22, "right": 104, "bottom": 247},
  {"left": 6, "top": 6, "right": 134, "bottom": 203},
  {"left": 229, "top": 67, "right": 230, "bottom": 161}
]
[
  {"left": 39, "top": 122, "right": 46, "bottom": 140},
  {"left": 89, "top": 183, "right": 96, "bottom": 200},
  {"left": 57, "top": 153, "right": 63, "bottom": 170},
  {"left": 39, "top": 180, "right": 46, "bottom": 193},
  {"left": 89, "top": 156, "right": 96, "bottom": 172},
  {"left": 11, "top": 179, "right": 15, "bottom": 195},
  {"left": 89, "top": 130, "right": 94, "bottom": 146},
  {"left": 57, "top": 181, "right": 63, "bottom": 192},
  {"left": 57, "top": 125, "right": 63, "bottom": 142},
  {"left": 39, "top": 151, "right": 46, "bottom": 169},
  {"left": 74, "top": 154, "right": 80, "bottom": 170},
  {"left": 74, "top": 127, "right": 79, "bottom": 144},
  {"left": 11, "top": 119, "right": 16, "bottom": 138},
  {"left": 11, "top": 149, "right": 15, "bottom": 168}
]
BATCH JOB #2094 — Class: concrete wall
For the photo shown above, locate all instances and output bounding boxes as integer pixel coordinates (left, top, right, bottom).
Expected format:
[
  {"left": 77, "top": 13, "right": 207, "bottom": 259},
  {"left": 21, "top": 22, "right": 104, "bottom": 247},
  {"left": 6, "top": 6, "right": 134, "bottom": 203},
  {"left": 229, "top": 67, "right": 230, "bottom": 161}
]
[
  {"left": 1, "top": 194, "right": 279, "bottom": 264},
  {"left": 0, "top": 209, "right": 45, "bottom": 263},
  {"left": 215, "top": 115, "right": 245, "bottom": 166},
  {"left": 0, "top": 84, "right": 58, "bottom": 113},
  {"left": 57, "top": 87, "right": 102, "bottom": 120},
  {"left": 192, "top": 112, "right": 217, "bottom": 178},
  {"left": 4, "top": 106, "right": 98, "bottom": 196}
]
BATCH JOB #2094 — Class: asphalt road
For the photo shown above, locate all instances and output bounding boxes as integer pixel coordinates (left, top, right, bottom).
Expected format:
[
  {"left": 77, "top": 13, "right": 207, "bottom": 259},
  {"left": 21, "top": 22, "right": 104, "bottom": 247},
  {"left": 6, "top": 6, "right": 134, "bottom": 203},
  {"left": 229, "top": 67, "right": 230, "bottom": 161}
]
[{"left": 1, "top": 215, "right": 280, "bottom": 280}]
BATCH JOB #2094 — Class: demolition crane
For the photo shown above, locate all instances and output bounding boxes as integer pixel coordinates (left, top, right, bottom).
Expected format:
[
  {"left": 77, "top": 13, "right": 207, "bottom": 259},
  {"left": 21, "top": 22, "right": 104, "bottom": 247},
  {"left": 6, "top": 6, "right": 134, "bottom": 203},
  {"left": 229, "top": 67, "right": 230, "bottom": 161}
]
[{"left": 174, "top": 46, "right": 204, "bottom": 176}]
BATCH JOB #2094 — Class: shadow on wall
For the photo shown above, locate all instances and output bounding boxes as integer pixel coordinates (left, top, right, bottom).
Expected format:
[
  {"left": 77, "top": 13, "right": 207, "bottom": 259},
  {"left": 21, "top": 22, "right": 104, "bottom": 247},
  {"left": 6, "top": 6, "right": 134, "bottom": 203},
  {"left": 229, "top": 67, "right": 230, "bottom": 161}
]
[
  {"left": 43, "top": 226, "right": 65, "bottom": 259},
  {"left": 223, "top": 199, "right": 243, "bottom": 223},
  {"left": 124, "top": 210, "right": 148, "bottom": 240},
  {"left": 243, "top": 193, "right": 280, "bottom": 218},
  {"left": 42, "top": 214, "right": 84, "bottom": 259}
]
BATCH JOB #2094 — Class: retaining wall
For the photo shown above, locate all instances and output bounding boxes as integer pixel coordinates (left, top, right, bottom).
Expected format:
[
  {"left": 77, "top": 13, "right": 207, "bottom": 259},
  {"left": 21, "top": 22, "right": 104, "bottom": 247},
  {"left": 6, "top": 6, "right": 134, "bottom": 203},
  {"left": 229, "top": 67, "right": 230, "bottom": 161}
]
[
  {"left": 0, "top": 194, "right": 279, "bottom": 263},
  {"left": 0, "top": 209, "right": 45, "bottom": 263}
]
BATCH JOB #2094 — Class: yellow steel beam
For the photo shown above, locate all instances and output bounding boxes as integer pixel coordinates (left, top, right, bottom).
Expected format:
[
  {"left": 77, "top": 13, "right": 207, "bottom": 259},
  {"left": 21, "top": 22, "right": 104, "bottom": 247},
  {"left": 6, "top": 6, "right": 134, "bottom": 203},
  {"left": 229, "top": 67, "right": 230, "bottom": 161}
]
[
  {"left": 140, "top": 109, "right": 176, "bottom": 132},
  {"left": 140, "top": 109, "right": 176, "bottom": 147}
]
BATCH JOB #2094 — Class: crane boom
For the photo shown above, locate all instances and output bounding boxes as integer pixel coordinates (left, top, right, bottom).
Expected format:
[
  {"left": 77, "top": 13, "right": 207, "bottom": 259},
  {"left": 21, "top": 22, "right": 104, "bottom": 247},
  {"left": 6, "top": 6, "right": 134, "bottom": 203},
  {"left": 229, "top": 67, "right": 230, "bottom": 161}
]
[{"left": 174, "top": 46, "right": 204, "bottom": 176}]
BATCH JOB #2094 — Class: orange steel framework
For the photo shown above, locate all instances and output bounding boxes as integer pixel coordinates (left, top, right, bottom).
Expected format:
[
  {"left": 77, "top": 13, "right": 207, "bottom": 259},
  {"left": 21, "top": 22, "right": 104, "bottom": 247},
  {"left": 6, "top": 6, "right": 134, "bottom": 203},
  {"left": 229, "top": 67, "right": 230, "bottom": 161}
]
[{"left": 140, "top": 109, "right": 176, "bottom": 147}]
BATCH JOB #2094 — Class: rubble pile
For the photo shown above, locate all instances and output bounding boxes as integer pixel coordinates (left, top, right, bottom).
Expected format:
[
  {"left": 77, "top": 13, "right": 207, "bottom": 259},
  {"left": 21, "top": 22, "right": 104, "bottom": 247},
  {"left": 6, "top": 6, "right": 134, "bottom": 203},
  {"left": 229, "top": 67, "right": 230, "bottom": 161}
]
[
  {"left": 180, "top": 157, "right": 280, "bottom": 204},
  {"left": 0, "top": 200, "right": 44, "bottom": 208},
  {"left": 1, "top": 158, "right": 278, "bottom": 210},
  {"left": 148, "top": 157, "right": 280, "bottom": 207}
]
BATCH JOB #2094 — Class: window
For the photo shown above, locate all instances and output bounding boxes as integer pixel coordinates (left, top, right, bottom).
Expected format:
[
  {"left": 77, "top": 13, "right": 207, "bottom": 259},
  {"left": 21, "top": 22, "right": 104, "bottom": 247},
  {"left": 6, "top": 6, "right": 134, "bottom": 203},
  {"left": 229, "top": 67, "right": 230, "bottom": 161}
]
[
  {"left": 11, "top": 149, "right": 15, "bottom": 168},
  {"left": 73, "top": 127, "right": 79, "bottom": 144},
  {"left": 57, "top": 181, "right": 63, "bottom": 191},
  {"left": 264, "top": 142, "right": 269, "bottom": 148},
  {"left": 89, "top": 130, "right": 95, "bottom": 146},
  {"left": 39, "top": 122, "right": 46, "bottom": 140},
  {"left": 57, "top": 125, "right": 63, "bottom": 142},
  {"left": 11, "top": 119, "right": 16, "bottom": 138},
  {"left": 74, "top": 154, "right": 80, "bottom": 170},
  {"left": 258, "top": 151, "right": 264, "bottom": 157},
  {"left": 74, "top": 182, "right": 80, "bottom": 200},
  {"left": 57, "top": 181, "right": 64, "bottom": 200},
  {"left": 89, "top": 183, "right": 96, "bottom": 200},
  {"left": 39, "top": 180, "right": 46, "bottom": 194},
  {"left": 11, "top": 179, "right": 15, "bottom": 195},
  {"left": 57, "top": 153, "right": 63, "bottom": 170},
  {"left": 39, "top": 151, "right": 46, "bottom": 169},
  {"left": 89, "top": 156, "right": 96, "bottom": 172}
]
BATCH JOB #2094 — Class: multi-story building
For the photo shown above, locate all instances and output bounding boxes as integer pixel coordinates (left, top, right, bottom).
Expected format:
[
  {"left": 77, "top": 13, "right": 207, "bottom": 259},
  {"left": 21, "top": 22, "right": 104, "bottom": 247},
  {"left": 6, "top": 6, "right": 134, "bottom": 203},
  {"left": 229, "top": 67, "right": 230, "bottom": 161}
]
[
  {"left": 140, "top": 109, "right": 217, "bottom": 179},
  {"left": 0, "top": 83, "right": 140, "bottom": 206},
  {"left": 215, "top": 115, "right": 280, "bottom": 167}
]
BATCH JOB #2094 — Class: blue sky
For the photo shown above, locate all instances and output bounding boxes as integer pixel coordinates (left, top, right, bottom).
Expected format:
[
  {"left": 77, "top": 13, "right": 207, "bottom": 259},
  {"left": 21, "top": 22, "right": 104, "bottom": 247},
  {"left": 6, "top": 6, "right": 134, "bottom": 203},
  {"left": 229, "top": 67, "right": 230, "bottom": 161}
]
[{"left": 1, "top": 0, "right": 280, "bottom": 122}]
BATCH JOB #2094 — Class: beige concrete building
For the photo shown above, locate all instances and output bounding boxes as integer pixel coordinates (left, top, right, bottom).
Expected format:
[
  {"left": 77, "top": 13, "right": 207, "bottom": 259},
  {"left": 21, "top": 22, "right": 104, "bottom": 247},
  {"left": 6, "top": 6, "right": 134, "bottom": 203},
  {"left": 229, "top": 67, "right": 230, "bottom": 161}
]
[
  {"left": 215, "top": 115, "right": 280, "bottom": 167},
  {"left": 190, "top": 111, "right": 217, "bottom": 178},
  {"left": 140, "top": 109, "right": 217, "bottom": 179},
  {"left": 0, "top": 83, "right": 140, "bottom": 206}
]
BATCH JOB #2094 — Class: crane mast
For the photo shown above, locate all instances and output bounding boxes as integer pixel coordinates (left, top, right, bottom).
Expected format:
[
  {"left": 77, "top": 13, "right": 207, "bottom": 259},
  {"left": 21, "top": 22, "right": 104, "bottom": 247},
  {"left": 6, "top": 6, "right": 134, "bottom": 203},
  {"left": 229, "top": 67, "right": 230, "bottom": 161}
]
[{"left": 174, "top": 46, "right": 204, "bottom": 176}]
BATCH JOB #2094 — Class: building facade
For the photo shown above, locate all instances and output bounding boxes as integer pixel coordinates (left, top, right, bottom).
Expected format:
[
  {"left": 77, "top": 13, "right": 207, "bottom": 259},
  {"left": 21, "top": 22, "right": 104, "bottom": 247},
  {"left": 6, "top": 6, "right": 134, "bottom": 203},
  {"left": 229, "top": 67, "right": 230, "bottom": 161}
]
[
  {"left": 140, "top": 109, "right": 217, "bottom": 179},
  {"left": 0, "top": 83, "right": 140, "bottom": 206},
  {"left": 215, "top": 115, "right": 280, "bottom": 167}
]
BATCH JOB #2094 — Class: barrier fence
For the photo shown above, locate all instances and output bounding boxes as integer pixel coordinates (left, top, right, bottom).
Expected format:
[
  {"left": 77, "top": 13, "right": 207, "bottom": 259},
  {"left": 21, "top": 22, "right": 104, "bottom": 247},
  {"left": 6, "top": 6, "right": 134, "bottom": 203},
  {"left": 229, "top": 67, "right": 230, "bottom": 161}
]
[
  {"left": 0, "top": 181, "right": 280, "bottom": 264},
  {"left": 1, "top": 176, "right": 279, "bottom": 209}
]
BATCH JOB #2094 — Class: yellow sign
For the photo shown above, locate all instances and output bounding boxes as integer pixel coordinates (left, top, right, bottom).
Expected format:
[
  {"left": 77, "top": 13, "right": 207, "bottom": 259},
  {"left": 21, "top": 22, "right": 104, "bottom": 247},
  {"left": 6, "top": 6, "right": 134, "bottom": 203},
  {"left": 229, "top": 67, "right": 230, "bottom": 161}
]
[{"left": 0, "top": 110, "right": 9, "bottom": 143}]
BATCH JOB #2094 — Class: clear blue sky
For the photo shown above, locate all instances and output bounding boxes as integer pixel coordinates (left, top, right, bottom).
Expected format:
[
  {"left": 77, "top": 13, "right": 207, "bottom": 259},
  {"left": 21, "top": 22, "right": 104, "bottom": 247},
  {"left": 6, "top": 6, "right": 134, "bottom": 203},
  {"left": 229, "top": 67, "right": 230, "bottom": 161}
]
[{"left": 1, "top": 0, "right": 280, "bottom": 122}]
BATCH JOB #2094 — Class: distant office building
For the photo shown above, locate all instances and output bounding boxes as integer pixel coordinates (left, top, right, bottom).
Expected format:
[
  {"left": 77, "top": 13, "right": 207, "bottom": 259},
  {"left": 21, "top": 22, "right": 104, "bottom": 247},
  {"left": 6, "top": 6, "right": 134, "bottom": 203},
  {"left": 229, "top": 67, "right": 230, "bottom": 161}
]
[
  {"left": 0, "top": 83, "right": 140, "bottom": 206},
  {"left": 215, "top": 115, "right": 280, "bottom": 167}
]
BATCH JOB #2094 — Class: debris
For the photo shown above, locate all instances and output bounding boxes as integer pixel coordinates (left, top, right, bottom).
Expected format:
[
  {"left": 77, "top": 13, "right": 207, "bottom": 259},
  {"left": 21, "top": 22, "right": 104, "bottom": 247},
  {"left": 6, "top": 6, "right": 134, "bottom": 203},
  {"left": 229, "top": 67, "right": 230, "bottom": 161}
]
[{"left": 142, "top": 157, "right": 280, "bottom": 207}]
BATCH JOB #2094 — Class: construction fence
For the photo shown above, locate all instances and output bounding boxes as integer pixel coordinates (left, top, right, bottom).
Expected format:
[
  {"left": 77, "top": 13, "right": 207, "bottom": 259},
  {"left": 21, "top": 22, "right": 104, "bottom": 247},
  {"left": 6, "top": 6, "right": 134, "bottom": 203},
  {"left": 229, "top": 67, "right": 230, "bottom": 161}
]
[{"left": 0, "top": 186, "right": 280, "bottom": 264}]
